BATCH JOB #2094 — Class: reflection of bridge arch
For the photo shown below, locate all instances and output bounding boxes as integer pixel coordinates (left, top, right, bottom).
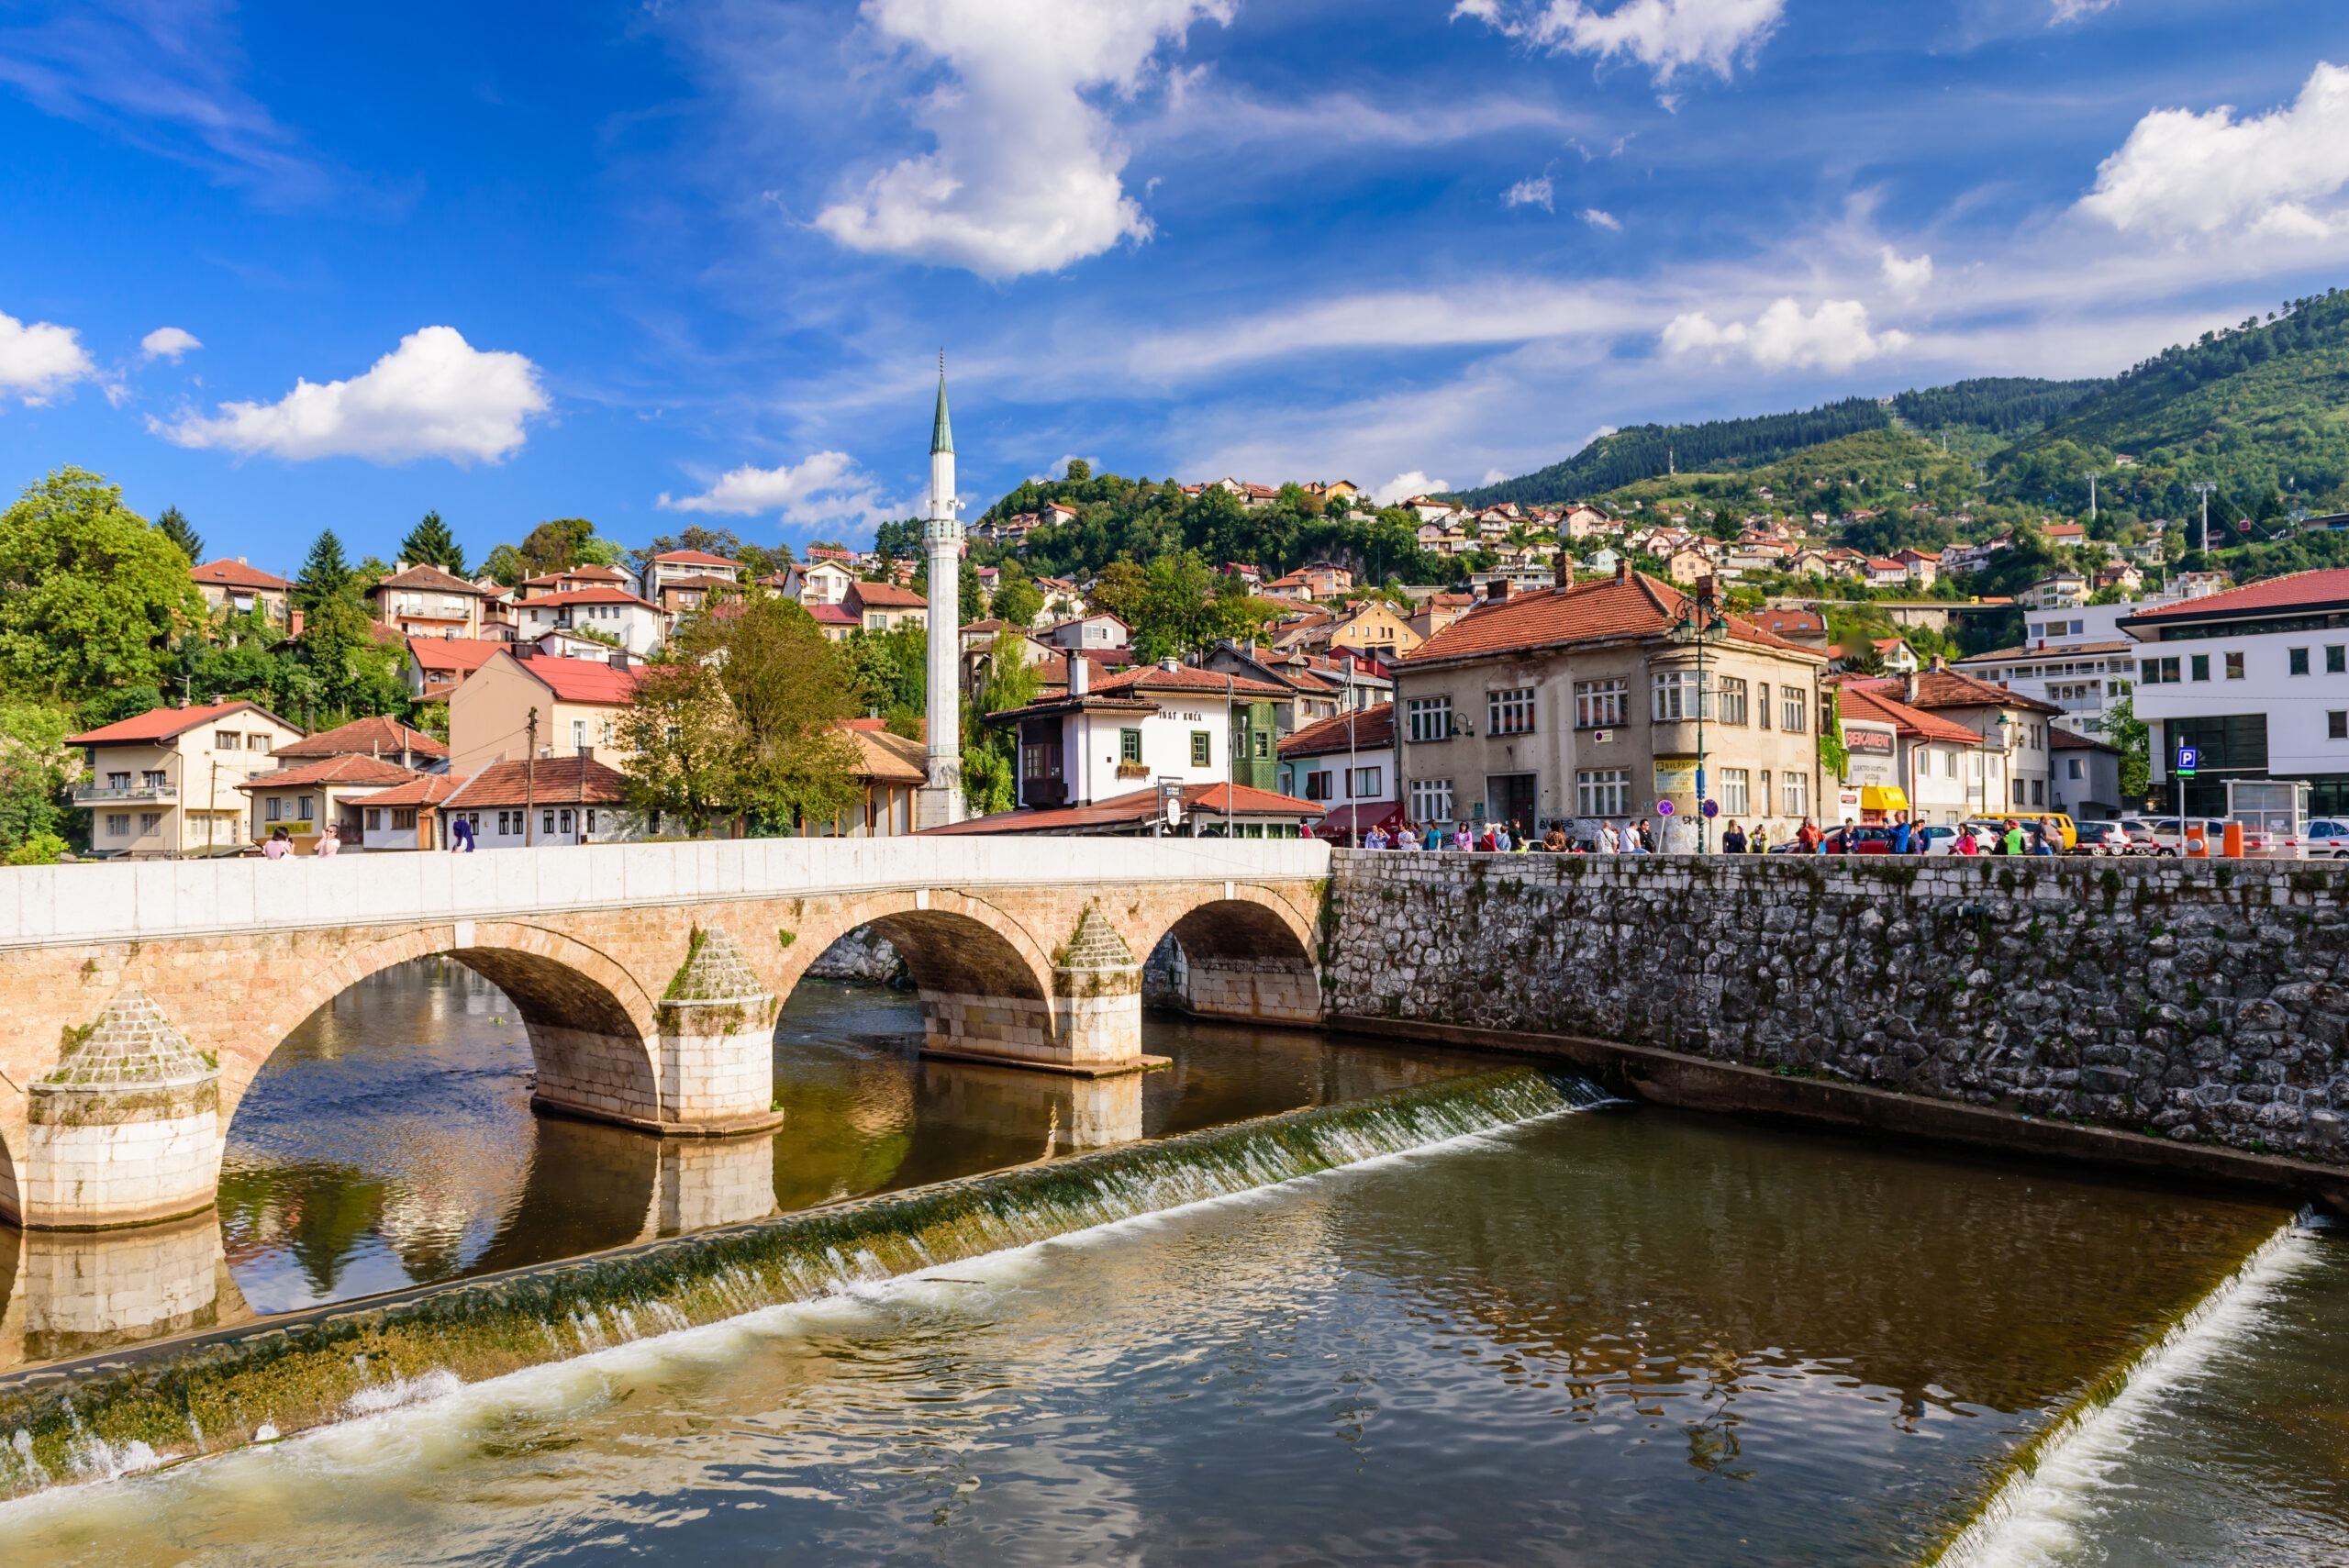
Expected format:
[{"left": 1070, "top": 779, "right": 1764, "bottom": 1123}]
[
  {"left": 1146, "top": 886, "right": 1324, "bottom": 1027},
  {"left": 239, "top": 922, "right": 663, "bottom": 1129}
]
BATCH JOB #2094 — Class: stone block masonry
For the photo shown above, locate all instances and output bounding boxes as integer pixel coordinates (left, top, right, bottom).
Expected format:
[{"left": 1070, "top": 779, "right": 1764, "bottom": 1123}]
[{"left": 1323, "top": 851, "right": 2349, "bottom": 1170}]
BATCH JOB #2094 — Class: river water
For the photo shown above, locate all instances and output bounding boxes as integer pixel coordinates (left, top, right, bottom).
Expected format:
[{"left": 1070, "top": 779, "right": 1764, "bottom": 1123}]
[{"left": 0, "top": 959, "right": 2339, "bottom": 1563}]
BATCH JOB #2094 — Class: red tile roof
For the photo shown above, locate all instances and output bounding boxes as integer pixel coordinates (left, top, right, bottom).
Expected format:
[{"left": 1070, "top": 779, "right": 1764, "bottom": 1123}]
[
  {"left": 371, "top": 563, "right": 483, "bottom": 595},
  {"left": 651, "top": 549, "right": 742, "bottom": 567},
  {"left": 2121, "top": 568, "right": 2349, "bottom": 622},
  {"left": 237, "top": 754, "right": 426, "bottom": 791},
  {"left": 1860, "top": 669, "right": 2064, "bottom": 715},
  {"left": 68, "top": 700, "right": 292, "bottom": 747},
  {"left": 807, "top": 603, "right": 858, "bottom": 625},
  {"left": 192, "top": 559, "right": 291, "bottom": 590},
  {"left": 1279, "top": 703, "right": 1395, "bottom": 759},
  {"left": 277, "top": 715, "right": 450, "bottom": 761},
  {"left": 407, "top": 636, "right": 508, "bottom": 673},
  {"left": 1091, "top": 665, "right": 1296, "bottom": 700},
  {"left": 924, "top": 781, "right": 1320, "bottom": 835},
  {"left": 1833, "top": 684, "right": 1985, "bottom": 747},
  {"left": 1406, "top": 570, "right": 1820, "bottom": 664},
  {"left": 442, "top": 754, "right": 631, "bottom": 810},
  {"left": 511, "top": 652, "right": 644, "bottom": 704},
  {"left": 358, "top": 773, "right": 467, "bottom": 809},
  {"left": 848, "top": 581, "right": 930, "bottom": 609}
]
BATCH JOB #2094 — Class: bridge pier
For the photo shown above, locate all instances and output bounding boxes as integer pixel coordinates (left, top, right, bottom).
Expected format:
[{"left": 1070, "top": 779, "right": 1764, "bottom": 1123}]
[
  {"left": 21, "top": 988, "right": 224, "bottom": 1231},
  {"left": 1179, "top": 958, "right": 1324, "bottom": 1027},
  {"left": 918, "top": 906, "right": 1159, "bottom": 1076},
  {"left": 642, "top": 1135, "right": 778, "bottom": 1237},
  {"left": 0, "top": 1211, "right": 248, "bottom": 1372}
]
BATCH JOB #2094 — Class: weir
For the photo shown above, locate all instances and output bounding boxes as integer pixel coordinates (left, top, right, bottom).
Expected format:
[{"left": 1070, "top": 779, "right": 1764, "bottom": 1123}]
[{"left": 0, "top": 1066, "right": 1607, "bottom": 1500}]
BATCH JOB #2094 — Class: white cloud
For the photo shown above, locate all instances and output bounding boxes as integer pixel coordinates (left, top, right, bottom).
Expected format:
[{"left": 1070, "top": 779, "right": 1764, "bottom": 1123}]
[
  {"left": 1504, "top": 174, "right": 1554, "bottom": 211},
  {"left": 1457, "top": 0, "right": 1786, "bottom": 83},
  {"left": 1661, "top": 297, "right": 1909, "bottom": 372},
  {"left": 140, "top": 326, "right": 202, "bottom": 361},
  {"left": 1879, "top": 247, "right": 1933, "bottom": 298},
  {"left": 0, "top": 309, "right": 96, "bottom": 404},
  {"left": 659, "top": 450, "right": 889, "bottom": 526},
  {"left": 2079, "top": 61, "right": 2349, "bottom": 240},
  {"left": 1375, "top": 471, "right": 1448, "bottom": 505},
  {"left": 156, "top": 326, "right": 547, "bottom": 463},
  {"left": 2049, "top": 0, "right": 2117, "bottom": 22},
  {"left": 816, "top": 0, "right": 1232, "bottom": 278},
  {"left": 1581, "top": 206, "right": 1622, "bottom": 230},
  {"left": 1480, "top": 466, "right": 1511, "bottom": 485}
]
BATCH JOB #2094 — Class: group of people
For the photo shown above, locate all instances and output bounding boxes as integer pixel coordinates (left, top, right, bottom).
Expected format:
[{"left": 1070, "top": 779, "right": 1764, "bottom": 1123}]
[
  {"left": 260, "top": 824, "right": 340, "bottom": 859},
  {"left": 1343, "top": 808, "right": 2062, "bottom": 858},
  {"left": 1351, "top": 818, "right": 1663, "bottom": 854}
]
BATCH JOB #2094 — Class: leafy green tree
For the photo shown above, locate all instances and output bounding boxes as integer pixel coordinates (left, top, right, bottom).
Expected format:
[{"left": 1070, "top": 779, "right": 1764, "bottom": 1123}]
[
  {"left": 398, "top": 511, "right": 468, "bottom": 577},
  {"left": 481, "top": 542, "right": 530, "bottom": 586},
  {"left": 990, "top": 564, "right": 1044, "bottom": 629},
  {"left": 847, "top": 625, "right": 928, "bottom": 731},
  {"left": 0, "top": 467, "right": 203, "bottom": 709},
  {"left": 155, "top": 505, "right": 203, "bottom": 563},
  {"left": 0, "top": 701, "right": 74, "bottom": 860},
  {"left": 699, "top": 596, "right": 863, "bottom": 832},
  {"left": 617, "top": 657, "right": 743, "bottom": 836},
  {"left": 2095, "top": 695, "right": 2153, "bottom": 805}
]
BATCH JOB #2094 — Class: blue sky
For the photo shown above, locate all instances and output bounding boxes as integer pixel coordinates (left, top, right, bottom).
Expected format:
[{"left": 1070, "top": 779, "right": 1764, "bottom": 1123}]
[{"left": 1, "top": 0, "right": 2345, "bottom": 570}]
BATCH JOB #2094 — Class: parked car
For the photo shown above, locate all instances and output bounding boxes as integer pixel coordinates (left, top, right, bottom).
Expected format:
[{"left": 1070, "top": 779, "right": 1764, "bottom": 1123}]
[
  {"left": 1821, "top": 825, "right": 1896, "bottom": 854},
  {"left": 2067, "top": 821, "right": 2134, "bottom": 856},
  {"left": 1919, "top": 823, "right": 1997, "bottom": 854},
  {"left": 2121, "top": 817, "right": 2245, "bottom": 856},
  {"left": 2307, "top": 818, "right": 2349, "bottom": 858}
]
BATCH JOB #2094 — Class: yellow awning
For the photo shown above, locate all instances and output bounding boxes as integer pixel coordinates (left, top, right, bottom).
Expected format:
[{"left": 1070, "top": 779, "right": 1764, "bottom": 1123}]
[{"left": 1860, "top": 785, "right": 1910, "bottom": 811}]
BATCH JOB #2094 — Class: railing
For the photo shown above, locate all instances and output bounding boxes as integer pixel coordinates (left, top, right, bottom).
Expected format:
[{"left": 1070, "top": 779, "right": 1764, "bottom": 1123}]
[{"left": 73, "top": 783, "right": 177, "bottom": 804}]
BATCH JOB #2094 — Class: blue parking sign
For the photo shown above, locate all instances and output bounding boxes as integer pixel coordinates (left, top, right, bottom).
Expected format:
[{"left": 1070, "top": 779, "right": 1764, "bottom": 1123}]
[{"left": 2176, "top": 745, "right": 2199, "bottom": 776}]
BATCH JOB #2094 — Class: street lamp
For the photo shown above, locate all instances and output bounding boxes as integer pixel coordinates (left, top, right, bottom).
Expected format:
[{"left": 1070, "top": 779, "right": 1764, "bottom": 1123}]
[{"left": 1666, "top": 575, "right": 1732, "bottom": 853}]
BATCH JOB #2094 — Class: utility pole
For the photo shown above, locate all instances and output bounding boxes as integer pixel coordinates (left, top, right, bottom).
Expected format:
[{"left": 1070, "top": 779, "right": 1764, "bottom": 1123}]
[
  {"left": 2083, "top": 471, "right": 2100, "bottom": 528},
  {"left": 2193, "top": 483, "right": 2218, "bottom": 555},
  {"left": 1345, "top": 659, "right": 1358, "bottom": 844},
  {"left": 524, "top": 706, "right": 538, "bottom": 848}
]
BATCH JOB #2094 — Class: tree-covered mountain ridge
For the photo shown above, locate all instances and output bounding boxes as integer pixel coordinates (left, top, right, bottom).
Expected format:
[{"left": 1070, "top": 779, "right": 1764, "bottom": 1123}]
[{"left": 1458, "top": 286, "right": 2349, "bottom": 514}]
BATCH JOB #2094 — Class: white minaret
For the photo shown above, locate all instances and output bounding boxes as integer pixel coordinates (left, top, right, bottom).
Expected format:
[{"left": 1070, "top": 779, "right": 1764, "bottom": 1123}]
[{"left": 917, "top": 356, "right": 966, "bottom": 828}]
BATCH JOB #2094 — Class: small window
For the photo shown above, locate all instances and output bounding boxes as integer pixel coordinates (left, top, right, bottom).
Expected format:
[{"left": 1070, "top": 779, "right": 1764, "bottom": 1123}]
[
  {"left": 365, "top": 808, "right": 383, "bottom": 830},
  {"left": 1757, "top": 683, "right": 1772, "bottom": 730},
  {"left": 265, "top": 797, "right": 282, "bottom": 822},
  {"left": 559, "top": 808, "right": 573, "bottom": 834},
  {"left": 2226, "top": 651, "right": 2244, "bottom": 680},
  {"left": 393, "top": 808, "right": 417, "bottom": 830},
  {"left": 139, "top": 811, "right": 162, "bottom": 834},
  {"left": 1487, "top": 687, "right": 1535, "bottom": 735},
  {"left": 214, "top": 729, "right": 241, "bottom": 750},
  {"left": 1406, "top": 697, "right": 1452, "bottom": 742},
  {"left": 543, "top": 810, "right": 556, "bottom": 835},
  {"left": 1252, "top": 730, "right": 1269, "bottom": 760},
  {"left": 1190, "top": 730, "right": 1211, "bottom": 768},
  {"left": 250, "top": 734, "right": 272, "bottom": 753},
  {"left": 2067, "top": 759, "right": 2084, "bottom": 780},
  {"left": 2332, "top": 712, "right": 2347, "bottom": 741},
  {"left": 1352, "top": 766, "right": 1382, "bottom": 798},
  {"left": 1409, "top": 777, "right": 1454, "bottom": 821},
  {"left": 2331, "top": 647, "right": 2346, "bottom": 675},
  {"left": 2190, "top": 653, "right": 2210, "bottom": 682},
  {"left": 1119, "top": 728, "right": 1142, "bottom": 763},
  {"left": 2291, "top": 648, "right": 2311, "bottom": 676},
  {"left": 106, "top": 813, "right": 129, "bottom": 837}
]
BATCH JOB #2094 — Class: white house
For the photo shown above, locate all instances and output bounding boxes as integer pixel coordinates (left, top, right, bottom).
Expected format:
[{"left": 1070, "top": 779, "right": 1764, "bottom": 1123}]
[
  {"left": 511, "top": 587, "right": 666, "bottom": 656},
  {"left": 1276, "top": 703, "right": 1398, "bottom": 841},
  {"left": 996, "top": 661, "right": 1292, "bottom": 811}
]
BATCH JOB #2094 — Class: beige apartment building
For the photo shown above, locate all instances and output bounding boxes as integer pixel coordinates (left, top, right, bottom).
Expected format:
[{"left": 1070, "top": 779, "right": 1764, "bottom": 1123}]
[
  {"left": 67, "top": 700, "right": 306, "bottom": 858},
  {"left": 367, "top": 562, "right": 488, "bottom": 638},
  {"left": 449, "top": 648, "right": 642, "bottom": 773},
  {"left": 1394, "top": 564, "right": 1830, "bottom": 841},
  {"left": 190, "top": 559, "right": 293, "bottom": 624}
]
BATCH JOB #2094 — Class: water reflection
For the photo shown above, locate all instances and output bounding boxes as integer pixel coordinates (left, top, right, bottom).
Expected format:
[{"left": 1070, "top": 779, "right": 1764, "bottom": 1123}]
[
  {"left": 0, "top": 1214, "right": 253, "bottom": 1372},
  {"left": 0, "top": 960, "right": 1501, "bottom": 1364}
]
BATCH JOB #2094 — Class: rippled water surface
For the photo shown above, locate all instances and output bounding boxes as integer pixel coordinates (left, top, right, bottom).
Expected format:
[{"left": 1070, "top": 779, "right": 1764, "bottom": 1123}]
[{"left": 0, "top": 961, "right": 2322, "bottom": 1563}]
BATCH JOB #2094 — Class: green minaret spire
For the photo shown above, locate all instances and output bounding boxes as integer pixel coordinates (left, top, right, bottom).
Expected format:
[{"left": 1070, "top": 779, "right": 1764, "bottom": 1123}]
[{"left": 930, "top": 352, "right": 953, "bottom": 456}]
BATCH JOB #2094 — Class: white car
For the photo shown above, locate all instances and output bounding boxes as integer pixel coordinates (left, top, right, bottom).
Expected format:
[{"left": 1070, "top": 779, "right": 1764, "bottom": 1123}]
[
  {"left": 1919, "top": 823, "right": 1998, "bottom": 854},
  {"left": 2306, "top": 818, "right": 2349, "bottom": 859}
]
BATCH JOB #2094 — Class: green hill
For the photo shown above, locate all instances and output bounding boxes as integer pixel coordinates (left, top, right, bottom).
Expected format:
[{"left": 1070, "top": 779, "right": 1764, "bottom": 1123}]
[{"left": 1455, "top": 398, "right": 1893, "bottom": 507}]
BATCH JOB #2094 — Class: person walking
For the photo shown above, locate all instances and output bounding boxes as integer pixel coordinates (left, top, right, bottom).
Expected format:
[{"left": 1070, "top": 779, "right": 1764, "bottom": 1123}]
[
  {"left": 1797, "top": 817, "right": 1820, "bottom": 854},
  {"left": 1453, "top": 822, "right": 1474, "bottom": 851},
  {"left": 2001, "top": 819, "right": 2026, "bottom": 856},
  {"left": 1953, "top": 823, "right": 1980, "bottom": 857},
  {"left": 1888, "top": 811, "right": 1913, "bottom": 856},
  {"left": 451, "top": 814, "right": 476, "bottom": 852},
  {"left": 2030, "top": 824, "right": 2056, "bottom": 857},
  {"left": 1598, "top": 820, "right": 1620, "bottom": 854},
  {"left": 1721, "top": 819, "right": 1747, "bottom": 854},
  {"left": 1425, "top": 821, "right": 1444, "bottom": 851}
]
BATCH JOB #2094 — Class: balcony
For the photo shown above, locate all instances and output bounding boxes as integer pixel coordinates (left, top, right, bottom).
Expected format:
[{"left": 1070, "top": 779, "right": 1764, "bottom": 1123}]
[{"left": 74, "top": 783, "right": 177, "bottom": 804}]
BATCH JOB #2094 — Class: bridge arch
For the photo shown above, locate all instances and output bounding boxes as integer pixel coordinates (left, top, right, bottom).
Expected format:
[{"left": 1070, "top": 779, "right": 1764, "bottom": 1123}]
[
  {"left": 236, "top": 921, "right": 663, "bottom": 1129},
  {"left": 777, "top": 890, "right": 1057, "bottom": 1017},
  {"left": 1148, "top": 885, "right": 1324, "bottom": 1027}
]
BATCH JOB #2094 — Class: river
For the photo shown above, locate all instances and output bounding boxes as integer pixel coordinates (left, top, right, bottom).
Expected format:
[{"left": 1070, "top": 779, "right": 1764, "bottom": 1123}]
[{"left": 0, "top": 958, "right": 2339, "bottom": 1563}]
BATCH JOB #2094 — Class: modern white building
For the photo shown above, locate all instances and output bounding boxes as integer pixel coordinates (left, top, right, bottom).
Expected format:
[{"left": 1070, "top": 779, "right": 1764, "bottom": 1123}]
[
  {"left": 2121, "top": 568, "right": 2349, "bottom": 819},
  {"left": 511, "top": 586, "right": 666, "bottom": 656}
]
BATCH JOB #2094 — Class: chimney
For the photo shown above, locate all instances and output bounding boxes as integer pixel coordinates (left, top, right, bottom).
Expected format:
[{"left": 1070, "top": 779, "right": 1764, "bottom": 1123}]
[
  {"left": 1160, "top": 655, "right": 1181, "bottom": 673},
  {"left": 1616, "top": 558, "right": 1632, "bottom": 584},
  {"left": 395, "top": 559, "right": 408, "bottom": 574},
  {"left": 1071, "top": 655, "right": 1090, "bottom": 695},
  {"left": 1931, "top": 654, "right": 1947, "bottom": 673},
  {"left": 516, "top": 645, "right": 535, "bottom": 660},
  {"left": 237, "top": 556, "right": 248, "bottom": 564},
  {"left": 608, "top": 652, "right": 629, "bottom": 670},
  {"left": 1488, "top": 579, "right": 1511, "bottom": 605},
  {"left": 1903, "top": 671, "right": 1920, "bottom": 705},
  {"left": 579, "top": 744, "right": 595, "bottom": 764}
]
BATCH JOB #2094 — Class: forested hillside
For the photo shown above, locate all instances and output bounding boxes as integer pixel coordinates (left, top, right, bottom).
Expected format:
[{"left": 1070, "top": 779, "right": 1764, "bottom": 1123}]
[
  {"left": 1890, "top": 378, "right": 2103, "bottom": 434},
  {"left": 1455, "top": 398, "right": 1893, "bottom": 507}
]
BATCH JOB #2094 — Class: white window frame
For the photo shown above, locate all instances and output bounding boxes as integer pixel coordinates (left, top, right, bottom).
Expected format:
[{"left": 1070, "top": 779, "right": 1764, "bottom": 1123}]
[
  {"left": 1408, "top": 777, "right": 1454, "bottom": 821},
  {"left": 1486, "top": 687, "right": 1536, "bottom": 736},
  {"left": 1782, "top": 772, "right": 1809, "bottom": 817},
  {"left": 1720, "top": 767, "right": 1751, "bottom": 815},
  {"left": 1407, "top": 696, "right": 1453, "bottom": 742},
  {"left": 1576, "top": 768, "right": 1630, "bottom": 817},
  {"left": 1574, "top": 678, "right": 1627, "bottom": 728}
]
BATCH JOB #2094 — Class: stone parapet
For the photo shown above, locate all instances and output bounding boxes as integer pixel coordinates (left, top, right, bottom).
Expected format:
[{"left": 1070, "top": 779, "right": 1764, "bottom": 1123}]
[{"left": 1324, "top": 850, "right": 2349, "bottom": 1168}]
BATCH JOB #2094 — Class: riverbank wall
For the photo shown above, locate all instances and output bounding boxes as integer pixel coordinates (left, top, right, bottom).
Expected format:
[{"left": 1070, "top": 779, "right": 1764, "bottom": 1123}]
[{"left": 1323, "top": 851, "right": 2349, "bottom": 1181}]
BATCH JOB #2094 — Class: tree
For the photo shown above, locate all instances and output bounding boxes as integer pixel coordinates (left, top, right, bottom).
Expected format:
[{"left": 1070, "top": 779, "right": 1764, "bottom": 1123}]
[
  {"left": 847, "top": 625, "right": 927, "bottom": 730},
  {"left": 0, "top": 701, "right": 74, "bottom": 861},
  {"left": 2095, "top": 695, "right": 2153, "bottom": 805},
  {"left": 290, "top": 528, "right": 403, "bottom": 723},
  {"left": 156, "top": 506, "right": 203, "bottom": 563},
  {"left": 963, "top": 632, "right": 1042, "bottom": 816},
  {"left": 633, "top": 525, "right": 744, "bottom": 582},
  {"left": 0, "top": 468, "right": 204, "bottom": 709},
  {"left": 990, "top": 564, "right": 1044, "bottom": 629},
  {"left": 398, "top": 511, "right": 468, "bottom": 578},
  {"left": 294, "top": 529, "right": 355, "bottom": 614},
  {"left": 617, "top": 657, "right": 742, "bottom": 836},
  {"left": 1065, "top": 458, "right": 1092, "bottom": 483},
  {"left": 697, "top": 596, "right": 863, "bottom": 831}
]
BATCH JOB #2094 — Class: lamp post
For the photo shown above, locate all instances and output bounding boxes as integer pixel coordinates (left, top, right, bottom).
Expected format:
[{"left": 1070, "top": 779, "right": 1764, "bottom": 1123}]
[{"left": 1666, "top": 576, "right": 1732, "bottom": 853}]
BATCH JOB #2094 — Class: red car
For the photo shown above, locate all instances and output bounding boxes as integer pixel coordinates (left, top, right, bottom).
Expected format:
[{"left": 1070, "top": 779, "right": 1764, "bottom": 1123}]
[{"left": 1821, "top": 826, "right": 1896, "bottom": 854}]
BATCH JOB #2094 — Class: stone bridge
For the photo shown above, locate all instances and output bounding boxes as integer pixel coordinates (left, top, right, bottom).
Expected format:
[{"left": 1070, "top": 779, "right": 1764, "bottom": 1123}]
[{"left": 0, "top": 839, "right": 1330, "bottom": 1229}]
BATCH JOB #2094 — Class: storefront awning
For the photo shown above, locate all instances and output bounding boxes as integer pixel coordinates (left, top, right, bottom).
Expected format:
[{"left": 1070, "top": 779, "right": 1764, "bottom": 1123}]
[
  {"left": 1312, "top": 802, "right": 1408, "bottom": 841},
  {"left": 1859, "top": 785, "right": 1910, "bottom": 812}
]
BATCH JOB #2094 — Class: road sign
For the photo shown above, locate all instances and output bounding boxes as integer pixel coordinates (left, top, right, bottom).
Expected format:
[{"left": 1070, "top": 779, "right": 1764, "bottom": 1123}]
[
  {"left": 1655, "top": 800, "right": 1675, "bottom": 816},
  {"left": 2176, "top": 745, "right": 2199, "bottom": 777},
  {"left": 1701, "top": 799, "right": 1720, "bottom": 818}
]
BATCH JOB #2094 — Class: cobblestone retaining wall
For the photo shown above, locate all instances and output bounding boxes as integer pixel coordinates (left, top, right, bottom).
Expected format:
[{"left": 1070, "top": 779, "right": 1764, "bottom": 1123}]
[{"left": 1325, "top": 851, "right": 2349, "bottom": 1167}]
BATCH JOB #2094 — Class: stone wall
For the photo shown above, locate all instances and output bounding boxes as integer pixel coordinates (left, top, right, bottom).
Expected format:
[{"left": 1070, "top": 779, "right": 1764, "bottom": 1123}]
[{"left": 1324, "top": 851, "right": 2349, "bottom": 1167}]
